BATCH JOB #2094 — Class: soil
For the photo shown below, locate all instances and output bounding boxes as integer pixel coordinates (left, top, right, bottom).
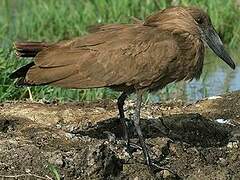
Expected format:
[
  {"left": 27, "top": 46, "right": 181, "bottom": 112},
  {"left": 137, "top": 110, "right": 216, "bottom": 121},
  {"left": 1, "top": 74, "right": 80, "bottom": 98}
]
[{"left": 0, "top": 91, "right": 240, "bottom": 180}]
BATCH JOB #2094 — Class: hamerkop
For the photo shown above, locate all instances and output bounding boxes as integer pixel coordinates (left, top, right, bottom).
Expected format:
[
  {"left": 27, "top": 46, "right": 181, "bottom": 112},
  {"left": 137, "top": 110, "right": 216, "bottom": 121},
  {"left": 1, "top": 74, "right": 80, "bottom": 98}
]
[{"left": 10, "top": 6, "right": 235, "bottom": 171}]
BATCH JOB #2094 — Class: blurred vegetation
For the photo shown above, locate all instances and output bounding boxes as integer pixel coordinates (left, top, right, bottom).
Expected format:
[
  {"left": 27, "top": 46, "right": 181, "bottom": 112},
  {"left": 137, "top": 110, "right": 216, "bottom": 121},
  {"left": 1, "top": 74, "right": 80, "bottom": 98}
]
[{"left": 0, "top": 0, "right": 239, "bottom": 102}]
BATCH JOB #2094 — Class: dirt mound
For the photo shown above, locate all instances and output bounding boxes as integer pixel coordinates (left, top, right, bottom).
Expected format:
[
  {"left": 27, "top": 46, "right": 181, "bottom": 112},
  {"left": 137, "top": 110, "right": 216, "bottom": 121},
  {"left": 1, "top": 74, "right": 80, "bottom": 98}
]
[{"left": 0, "top": 91, "right": 240, "bottom": 179}]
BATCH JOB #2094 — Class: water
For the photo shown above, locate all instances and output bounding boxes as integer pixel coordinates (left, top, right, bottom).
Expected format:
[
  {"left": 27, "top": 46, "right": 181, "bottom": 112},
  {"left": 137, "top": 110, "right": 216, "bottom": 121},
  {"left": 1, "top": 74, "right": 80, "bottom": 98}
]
[{"left": 149, "top": 49, "right": 239, "bottom": 103}]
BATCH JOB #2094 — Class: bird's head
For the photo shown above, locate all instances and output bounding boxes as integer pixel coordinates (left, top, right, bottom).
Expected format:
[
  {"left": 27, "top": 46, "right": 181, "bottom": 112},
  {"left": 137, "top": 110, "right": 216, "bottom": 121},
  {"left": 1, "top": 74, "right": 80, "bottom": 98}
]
[
  {"left": 145, "top": 6, "right": 236, "bottom": 70},
  {"left": 187, "top": 7, "right": 235, "bottom": 69}
]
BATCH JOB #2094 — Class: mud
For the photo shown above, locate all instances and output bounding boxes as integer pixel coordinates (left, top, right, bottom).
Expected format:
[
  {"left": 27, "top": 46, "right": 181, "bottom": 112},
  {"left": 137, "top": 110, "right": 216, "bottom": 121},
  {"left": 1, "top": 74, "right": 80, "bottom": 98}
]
[{"left": 0, "top": 91, "right": 240, "bottom": 179}]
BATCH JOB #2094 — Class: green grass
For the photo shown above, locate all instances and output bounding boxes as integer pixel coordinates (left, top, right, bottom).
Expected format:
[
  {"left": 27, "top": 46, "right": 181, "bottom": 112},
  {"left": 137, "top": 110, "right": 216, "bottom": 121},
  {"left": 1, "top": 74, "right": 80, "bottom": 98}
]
[
  {"left": 0, "top": 0, "right": 239, "bottom": 102},
  {"left": 48, "top": 164, "right": 61, "bottom": 180}
]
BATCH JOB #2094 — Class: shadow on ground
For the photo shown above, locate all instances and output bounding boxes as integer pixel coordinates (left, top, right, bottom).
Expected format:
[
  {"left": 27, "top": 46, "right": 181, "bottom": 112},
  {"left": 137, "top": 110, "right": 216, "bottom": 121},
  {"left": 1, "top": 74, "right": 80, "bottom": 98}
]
[{"left": 76, "top": 113, "right": 233, "bottom": 148}]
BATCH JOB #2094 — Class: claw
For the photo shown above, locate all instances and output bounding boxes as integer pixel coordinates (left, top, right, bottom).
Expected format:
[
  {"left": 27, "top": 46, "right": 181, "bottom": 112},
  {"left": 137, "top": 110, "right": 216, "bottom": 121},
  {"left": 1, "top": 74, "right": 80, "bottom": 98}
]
[
  {"left": 149, "top": 162, "right": 182, "bottom": 179},
  {"left": 121, "top": 141, "right": 141, "bottom": 156},
  {"left": 129, "top": 142, "right": 142, "bottom": 150}
]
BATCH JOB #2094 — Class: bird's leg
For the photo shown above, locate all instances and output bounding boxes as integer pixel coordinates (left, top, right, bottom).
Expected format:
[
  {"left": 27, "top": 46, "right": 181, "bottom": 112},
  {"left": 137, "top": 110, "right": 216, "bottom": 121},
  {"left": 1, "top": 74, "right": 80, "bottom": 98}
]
[
  {"left": 117, "top": 92, "right": 142, "bottom": 152},
  {"left": 117, "top": 92, "right": 129, "bottom": 143},
  {"left": 132, "top": 90, "right": 152, "bottom": 166},
  {"left": 133, "top": 92, "right": 179, "bottom": 176}
]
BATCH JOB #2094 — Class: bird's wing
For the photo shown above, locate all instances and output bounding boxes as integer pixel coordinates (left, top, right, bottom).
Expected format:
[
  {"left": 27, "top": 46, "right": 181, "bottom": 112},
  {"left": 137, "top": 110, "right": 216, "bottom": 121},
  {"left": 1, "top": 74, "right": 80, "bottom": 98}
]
[{"left": 26, "top": 24, "right": 179, "bottom": 89}]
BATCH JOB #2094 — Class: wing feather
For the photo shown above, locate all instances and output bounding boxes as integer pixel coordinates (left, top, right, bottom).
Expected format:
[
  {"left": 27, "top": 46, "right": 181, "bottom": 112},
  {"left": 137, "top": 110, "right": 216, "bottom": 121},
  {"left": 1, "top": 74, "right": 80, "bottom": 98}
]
[{"left": 26, "top": 24, "right": 179, "bottom": 90}]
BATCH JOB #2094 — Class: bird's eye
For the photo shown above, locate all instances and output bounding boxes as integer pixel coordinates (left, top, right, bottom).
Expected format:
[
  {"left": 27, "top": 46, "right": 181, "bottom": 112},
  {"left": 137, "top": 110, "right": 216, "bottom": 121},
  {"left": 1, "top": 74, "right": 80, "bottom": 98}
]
[{"left": 196, "top": 17, "right": 204, "bottom": 24}]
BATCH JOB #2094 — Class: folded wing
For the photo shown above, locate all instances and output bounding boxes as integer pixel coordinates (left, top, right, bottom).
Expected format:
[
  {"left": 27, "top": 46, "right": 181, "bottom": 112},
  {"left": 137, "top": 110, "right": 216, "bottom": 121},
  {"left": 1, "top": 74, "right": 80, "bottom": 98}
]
[{"left": 23, "top": 24, "right": 179, "bottom": 90}]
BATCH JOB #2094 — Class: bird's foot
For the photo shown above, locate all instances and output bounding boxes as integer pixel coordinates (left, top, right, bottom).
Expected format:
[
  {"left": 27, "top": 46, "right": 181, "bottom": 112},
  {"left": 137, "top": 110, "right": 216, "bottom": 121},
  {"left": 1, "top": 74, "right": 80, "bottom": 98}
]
[
  {"left": 122, "top": 141, "right": 142, "bottom": 156},
  {"left": 149, "top": 161, "right": 168, "bottom": 174},
  {"left": 125, "top": 141, "right": 159, "bottom": 160},
  {"left": 128, "top": 142, "right": 142, "bottom": 150},
  {"left": 148, "top": 161, "right": 181, "bottom": 179}
]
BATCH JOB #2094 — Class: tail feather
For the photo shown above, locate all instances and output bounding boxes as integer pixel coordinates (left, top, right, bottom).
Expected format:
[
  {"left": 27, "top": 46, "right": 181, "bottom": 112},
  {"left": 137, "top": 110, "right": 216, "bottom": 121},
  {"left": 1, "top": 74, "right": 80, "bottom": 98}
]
[
  {"left": 11, "top": 41, "right": 51, "bottom": 86},
  {"left": 10, "top": 62, "right": 34, "bottom": 80},
  {"left": 14, "top": 42, "right": 49, "bottom": 57}
]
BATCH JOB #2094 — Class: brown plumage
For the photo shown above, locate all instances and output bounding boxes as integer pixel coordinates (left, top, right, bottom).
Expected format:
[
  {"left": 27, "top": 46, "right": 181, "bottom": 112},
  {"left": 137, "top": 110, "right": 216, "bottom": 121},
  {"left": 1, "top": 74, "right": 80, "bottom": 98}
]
[{"left": 10, "top": 6, "right": 235, "bottom": 172}]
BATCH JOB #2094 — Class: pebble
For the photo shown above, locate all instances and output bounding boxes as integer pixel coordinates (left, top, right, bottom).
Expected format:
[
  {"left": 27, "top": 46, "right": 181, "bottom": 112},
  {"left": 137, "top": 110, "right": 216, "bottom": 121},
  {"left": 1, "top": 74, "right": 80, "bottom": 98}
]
[
  {"left": 207, "top": 96, "right": 222, "bottom": 100},
  {"left": 227, "top": 141, "right": 238, "bottom": 148}
]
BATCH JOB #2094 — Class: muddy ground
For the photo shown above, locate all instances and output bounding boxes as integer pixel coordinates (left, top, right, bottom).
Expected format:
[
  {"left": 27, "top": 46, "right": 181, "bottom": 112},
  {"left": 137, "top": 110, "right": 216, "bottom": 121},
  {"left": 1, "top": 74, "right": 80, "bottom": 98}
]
[{"left": 0, "top": 91, "right": 240, "bottom": 180}]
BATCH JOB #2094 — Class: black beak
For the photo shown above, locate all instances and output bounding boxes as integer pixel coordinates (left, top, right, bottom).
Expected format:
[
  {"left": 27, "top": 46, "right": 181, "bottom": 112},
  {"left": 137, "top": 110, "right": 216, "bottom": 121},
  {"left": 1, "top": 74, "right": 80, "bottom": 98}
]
[{"left": 204, "top": 27, "right": 235, "bottom": 69}]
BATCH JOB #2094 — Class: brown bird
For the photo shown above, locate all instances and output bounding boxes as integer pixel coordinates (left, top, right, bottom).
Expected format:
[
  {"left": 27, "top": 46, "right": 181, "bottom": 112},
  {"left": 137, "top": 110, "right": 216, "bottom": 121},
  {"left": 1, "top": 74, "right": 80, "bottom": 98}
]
[{"left": 10, "top": 6, "right": 235, "bottom": 171}]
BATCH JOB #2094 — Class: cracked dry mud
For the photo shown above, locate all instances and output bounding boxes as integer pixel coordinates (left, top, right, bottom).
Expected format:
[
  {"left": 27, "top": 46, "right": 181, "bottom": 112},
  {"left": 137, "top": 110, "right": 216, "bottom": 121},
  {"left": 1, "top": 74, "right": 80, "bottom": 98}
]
[{"left": 0, "top": 91, "right": 240, "bottom": 179}]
